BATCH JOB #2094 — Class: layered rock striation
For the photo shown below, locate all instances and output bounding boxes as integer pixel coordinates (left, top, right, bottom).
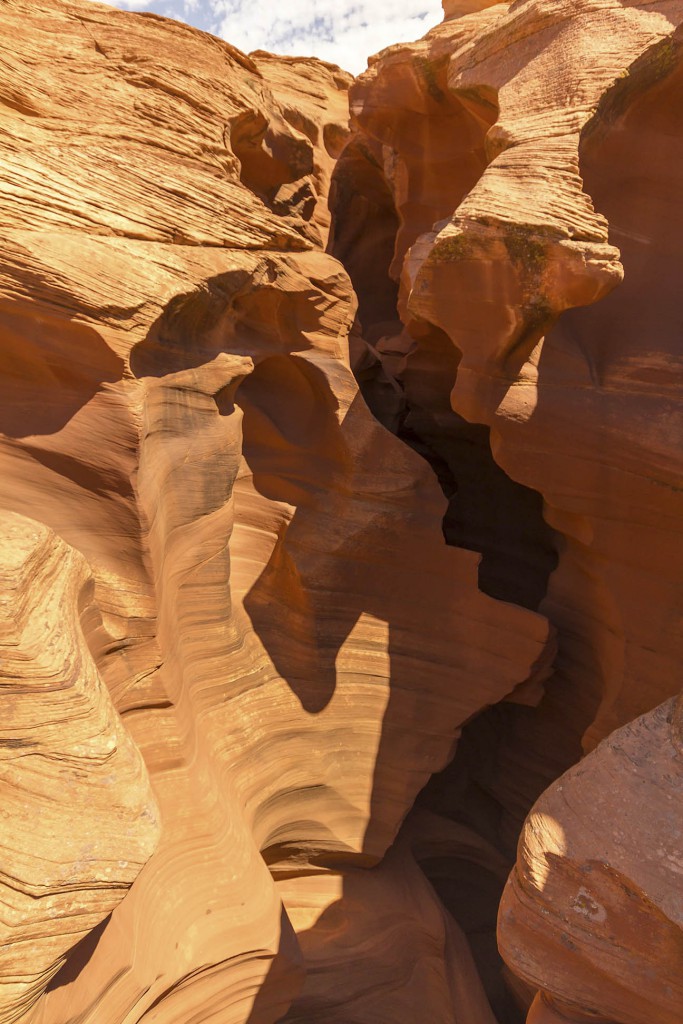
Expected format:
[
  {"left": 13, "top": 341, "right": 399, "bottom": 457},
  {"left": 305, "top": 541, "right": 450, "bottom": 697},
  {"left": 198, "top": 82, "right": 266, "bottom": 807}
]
[
  {"left": 1, "top": 1, "right": 682, "bottom": 1023},
  {"left": 0, "top": 2, "right": 550, "bottom": 1023},
  {"left": 0, "top": 512, "right": 160, "bottom": 1024},
  {"left": 341, "top": 1, "right": 683, "bottom": 1021}
]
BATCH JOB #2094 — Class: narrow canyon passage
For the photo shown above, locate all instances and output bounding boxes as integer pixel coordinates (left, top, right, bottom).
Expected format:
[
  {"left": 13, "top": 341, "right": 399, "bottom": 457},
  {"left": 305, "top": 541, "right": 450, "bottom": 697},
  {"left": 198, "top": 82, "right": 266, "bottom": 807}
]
[
  {"left": 1, "top": 3, "right": 682, "bottom": 1024},
  {"left": 319, "top": 10, "right": 683, "bottom": 1024},
  {"left": 324, "top": 47, "right": 559, "bottom": 1024}
]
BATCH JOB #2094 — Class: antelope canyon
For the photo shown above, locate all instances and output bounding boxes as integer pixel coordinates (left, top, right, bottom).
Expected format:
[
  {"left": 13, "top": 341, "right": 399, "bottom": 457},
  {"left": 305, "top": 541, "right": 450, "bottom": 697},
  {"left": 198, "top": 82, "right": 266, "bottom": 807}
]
[{"left": 0, "top": 2, "right": 681, "bottom": 1023}]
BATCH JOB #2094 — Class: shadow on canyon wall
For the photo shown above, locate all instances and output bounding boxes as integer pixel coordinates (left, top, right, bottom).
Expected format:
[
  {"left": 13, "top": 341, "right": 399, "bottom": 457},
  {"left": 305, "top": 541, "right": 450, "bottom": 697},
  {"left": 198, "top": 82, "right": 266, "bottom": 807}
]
[
  {"left": 282, "top": 30, "right": 683, "bottom": 1022},
  {"left": 328, "top": 121, "right": 558, "bottom": 615},
  {"left": 129, "top": 268, "right": 539, "bottom": 1021},
  {"left": 0, "top": 302, "right": 124, "bottom": 438},
  {"left": 19, "top": 22, "right": 683, "bottom": 1024}
]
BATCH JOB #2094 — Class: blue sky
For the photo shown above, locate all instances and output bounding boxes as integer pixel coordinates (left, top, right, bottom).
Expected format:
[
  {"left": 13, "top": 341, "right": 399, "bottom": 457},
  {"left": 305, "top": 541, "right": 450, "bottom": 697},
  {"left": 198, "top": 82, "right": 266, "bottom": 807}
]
[{"left": 87, "top": 0, "right": 444, "bottom": 73}]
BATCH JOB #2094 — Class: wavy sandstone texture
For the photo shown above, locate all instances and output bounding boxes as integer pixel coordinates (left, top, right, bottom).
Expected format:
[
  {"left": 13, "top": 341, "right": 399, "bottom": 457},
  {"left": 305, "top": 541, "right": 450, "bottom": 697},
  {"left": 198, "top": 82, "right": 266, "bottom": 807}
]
[
  {"left": 341, "top": 1, "right": 683, "bottom": 1022},
  {"left": 0, "top": 512, "right": 160, "bottom": 1024},
  {"left": 0, "top": 1, "right": 681, "bottom": 1024}
]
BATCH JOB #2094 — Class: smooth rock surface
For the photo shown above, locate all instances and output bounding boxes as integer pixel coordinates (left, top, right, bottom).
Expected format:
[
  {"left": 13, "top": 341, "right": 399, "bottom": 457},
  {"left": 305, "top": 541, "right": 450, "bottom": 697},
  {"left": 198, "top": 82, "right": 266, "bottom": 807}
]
[{"left": 499, "top": 696, "right": 683, "bottom": 1024}]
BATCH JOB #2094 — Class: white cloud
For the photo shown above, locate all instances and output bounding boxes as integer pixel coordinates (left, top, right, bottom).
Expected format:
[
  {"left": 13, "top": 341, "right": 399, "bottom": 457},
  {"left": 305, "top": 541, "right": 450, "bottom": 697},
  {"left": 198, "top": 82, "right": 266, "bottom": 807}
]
[
  {"left": 109, "top": 0, "right": 156, "bottom": 8},
  {"left": 84, "top": 1, "right": 444, "bottom": 74},
  {"left": 210, "top": 1, "right": 443, "bottom": 72}
]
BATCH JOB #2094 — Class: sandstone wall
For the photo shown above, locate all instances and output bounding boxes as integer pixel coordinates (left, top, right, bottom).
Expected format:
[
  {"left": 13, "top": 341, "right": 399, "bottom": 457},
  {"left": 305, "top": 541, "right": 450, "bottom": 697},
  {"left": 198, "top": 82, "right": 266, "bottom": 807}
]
[
  {"left": 341, "top": 2, "right": 683, "bottom": 1021},
  {"left": 1, "top": 2, "right": 682, "bottom": 1023},
  {"left": 0, "top": 3, "right": 550, "bottom": 1023}
]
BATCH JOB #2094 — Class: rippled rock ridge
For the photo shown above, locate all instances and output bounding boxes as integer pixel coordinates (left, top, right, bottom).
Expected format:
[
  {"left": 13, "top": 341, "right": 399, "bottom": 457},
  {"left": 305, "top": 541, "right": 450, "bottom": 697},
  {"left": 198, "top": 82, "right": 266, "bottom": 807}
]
[{"left": 1, "top": 2, "right": 682, "bottom": 1023}]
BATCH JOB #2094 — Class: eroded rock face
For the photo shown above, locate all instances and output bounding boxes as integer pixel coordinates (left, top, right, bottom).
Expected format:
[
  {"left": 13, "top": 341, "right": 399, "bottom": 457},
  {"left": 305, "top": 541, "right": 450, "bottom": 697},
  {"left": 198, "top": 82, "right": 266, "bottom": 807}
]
[
  {"left": 442, "top": 0, "right": 507, "bottom": 18},
  {"left": 376, "top": 1, "right": 683, "bottom": 756},
  {"left": 499, "top": 695, "right": 683, "bottom": 1024},
  {"left": 0, "top": 2, "right": 553, "bottom": 1023},
  {"left": 2, "top": 0, "right": 682, "bottom": 1022},
  {"left": 332, "top": 7, "right": 559, "bottom": 616},
  {"left": 249, "top": 52, "right": 352, "bottom": 245},
  {"left": 0, "top": 512, "right": 160, "bottom": 1024},
  {"left": 341, "top": 2, "right": 683, "bottom": 1021}
]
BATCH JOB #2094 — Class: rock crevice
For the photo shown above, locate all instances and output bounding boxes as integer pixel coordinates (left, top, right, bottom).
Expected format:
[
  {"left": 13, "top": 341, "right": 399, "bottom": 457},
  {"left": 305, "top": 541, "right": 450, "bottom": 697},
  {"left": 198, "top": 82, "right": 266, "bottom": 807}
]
[{"left": 0, "top": 2, "right": 682, "bottom": 1024}]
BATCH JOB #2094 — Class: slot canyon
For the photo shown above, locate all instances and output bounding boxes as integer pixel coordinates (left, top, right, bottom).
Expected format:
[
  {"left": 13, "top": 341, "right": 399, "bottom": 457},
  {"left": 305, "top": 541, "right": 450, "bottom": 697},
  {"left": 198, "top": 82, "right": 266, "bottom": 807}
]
[{"left": 0, "top": 1, "right": 682, "bottom": 1023}]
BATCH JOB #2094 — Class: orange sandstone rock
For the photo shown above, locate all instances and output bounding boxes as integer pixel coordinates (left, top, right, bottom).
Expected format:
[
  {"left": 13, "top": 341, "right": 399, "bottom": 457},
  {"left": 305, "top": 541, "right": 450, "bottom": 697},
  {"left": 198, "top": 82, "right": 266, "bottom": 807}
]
[
  {"left": 499, "top": 696, "right": 683, "bottom": 1024},
  {"left": 342, "top": 2, "right": 683, "bottom": 1019},
  {"left": 442, "top": 0, "right": 507, "bottom": 18},
  {"left": 0, "top": 2, "right": 553, "bottom": 1023},
  {"left": 393, "top": 2, "right": 683, "bottom": 754},
  {"left": 0, "top": 511, "right": 160, "bottom": 1024},
  {"left": 249, "top": 52, "right": 352, "bottom": 244},
  {"left": 3, "top": 0, "right": 682, "bottom": 1019}
]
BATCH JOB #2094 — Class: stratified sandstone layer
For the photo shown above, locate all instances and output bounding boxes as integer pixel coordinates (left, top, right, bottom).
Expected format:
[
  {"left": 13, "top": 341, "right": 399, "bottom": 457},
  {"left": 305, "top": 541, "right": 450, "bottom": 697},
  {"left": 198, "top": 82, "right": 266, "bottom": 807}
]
[
  {"left": 342, "top": 1, "right": 683, "bottom": 1022},
  {"left": 249, "top": 52, "right": 352, "bottom": 245},
  {"left": 2, "top": 0, "right": 683, "bottom": 1023},
  {"left": 0, "top": 2, "right": 553, "bottom": 1024},
  {"left": 0, "top": 511, "right": 160, "bottom": 1024}
]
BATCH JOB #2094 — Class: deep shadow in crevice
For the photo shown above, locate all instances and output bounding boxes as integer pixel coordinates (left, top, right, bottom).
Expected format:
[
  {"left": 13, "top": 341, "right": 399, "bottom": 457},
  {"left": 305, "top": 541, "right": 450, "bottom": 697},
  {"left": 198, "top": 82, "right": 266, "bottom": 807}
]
[
  {"left": 328, "top": 137, "right": 401, "bottom": 336},
  {"left": 324, "top": 83, "right": 558, "bottom": 1023},
  {"left": 341, "top": 223, "right": 558, "bottom": 610},
  {"left": 421, "top": 855, "right": 524, "bottom": 1024},
  {"left": 398, "top": 411, "right": 557, "bottom": 612},
  {"left": 328, "top": 118, "right": 557, "bottom": 611},
  {"left": 412, "top": 703, "right": 548, "bottom": 1024}
]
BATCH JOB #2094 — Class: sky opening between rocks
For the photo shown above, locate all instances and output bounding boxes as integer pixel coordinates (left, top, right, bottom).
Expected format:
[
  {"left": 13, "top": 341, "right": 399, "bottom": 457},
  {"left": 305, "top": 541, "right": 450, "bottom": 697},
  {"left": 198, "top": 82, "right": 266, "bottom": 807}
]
[{"left": 86, "top": 0, "right": 443, "bottom": 73}]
